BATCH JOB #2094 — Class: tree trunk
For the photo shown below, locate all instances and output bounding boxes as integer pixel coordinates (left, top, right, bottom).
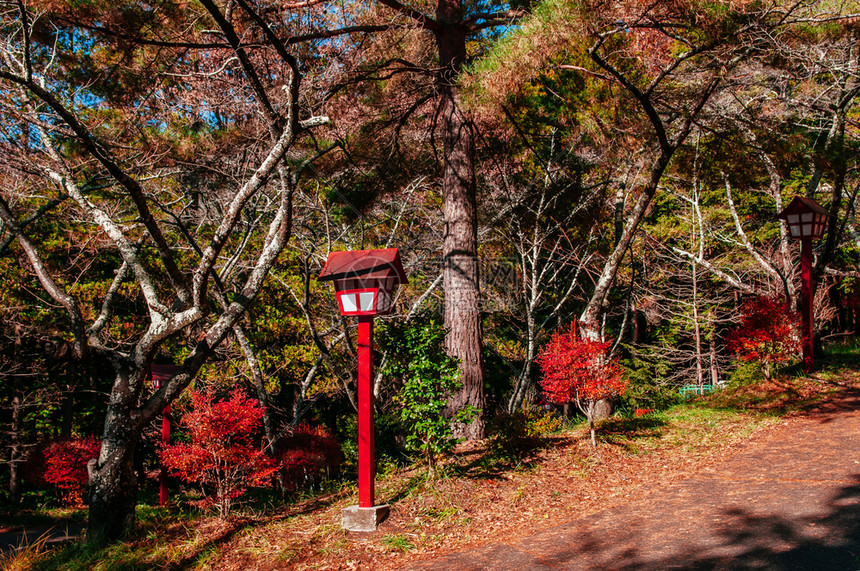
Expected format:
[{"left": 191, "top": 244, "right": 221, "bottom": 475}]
[
  {"left": 87, "top": 368, "right": 141, "bottom": 542},
  {"left": 436, "top": 6, "right": 485, "bottom": 440},
  {"left": 709, "top": 327, "right": 720, "bottom": 386},
  {"left": 9, "top": 388, "right": 24, "bottom": 506},
  {"left": 88, "top": 442, "right": 138, "bottom": 542}
]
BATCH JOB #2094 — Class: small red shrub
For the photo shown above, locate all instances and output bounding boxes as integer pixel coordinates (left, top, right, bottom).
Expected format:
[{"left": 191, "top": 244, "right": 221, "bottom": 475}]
[
  {"left": 42, "top": 436, "right": 101, "bottom": 505},
  {"left": 537, "top": 322, "right": 627, "bottom": 405},
  {"left": 537, "top": 321, "right": 627, "bottom": 445},
  {"left": 160, "top": 390, "right": 278, "bottom": 517},
  {"left": 727, "top": 295, "right": 801, "bottom": 380}
]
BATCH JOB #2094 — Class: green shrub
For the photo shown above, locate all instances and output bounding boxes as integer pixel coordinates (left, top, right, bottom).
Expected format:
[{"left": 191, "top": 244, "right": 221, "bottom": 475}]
[
  {"left": 727, "top": 360, "right": 764, "bottom": 387},
  {"left": 380, "top": 314, "right": 463, "bottom": 476},
  {"left": 617, "top": 355, "right": 680, "bottom": 416}
]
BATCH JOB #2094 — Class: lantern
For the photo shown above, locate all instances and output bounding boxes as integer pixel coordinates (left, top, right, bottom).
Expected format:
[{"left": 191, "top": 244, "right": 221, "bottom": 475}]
[
  {"left": 778, "top": 196, "right": 828, "bottom": 240},
  {"left": 319, "top": 248, "right": 406, "bottom": 531},
  {"left": 777, "top": 196, "right": 829, "bottom": 373},
  {"left": 319, "top": 248, "right": 406, "bottom": 316}
]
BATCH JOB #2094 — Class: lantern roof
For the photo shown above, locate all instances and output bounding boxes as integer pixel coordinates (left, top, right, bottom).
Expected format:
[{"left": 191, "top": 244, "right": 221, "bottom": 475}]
[
  {"left": 777, "top": 196, "right": 828, "bottom": 219},
  {"left": 319, "top": 248, "right": 407, "bottom": 285},
  {"left": 150, "top": 364, "right": 178, "bottom": 386}
]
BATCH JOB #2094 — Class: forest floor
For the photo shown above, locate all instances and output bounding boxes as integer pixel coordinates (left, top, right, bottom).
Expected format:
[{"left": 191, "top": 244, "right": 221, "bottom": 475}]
[{"left": 3, "top": 353, "right": 859, "bottom": 571}]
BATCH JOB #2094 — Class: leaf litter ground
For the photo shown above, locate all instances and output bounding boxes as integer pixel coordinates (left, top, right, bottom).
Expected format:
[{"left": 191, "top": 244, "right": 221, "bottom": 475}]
[{"left": 198, "top": 368, "right": 857, "bottom": 571}]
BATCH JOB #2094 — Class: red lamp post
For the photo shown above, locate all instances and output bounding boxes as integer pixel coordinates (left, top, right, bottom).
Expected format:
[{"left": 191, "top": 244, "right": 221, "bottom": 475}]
[
  {"left": 150, "top": 364, "right": 178, "bottom": 506},
  {"left": 777, "top": 196, "right": 828, "bottom": 373},
  {"left": 319, "top": 248, "right": 407, "bottom": 531}
]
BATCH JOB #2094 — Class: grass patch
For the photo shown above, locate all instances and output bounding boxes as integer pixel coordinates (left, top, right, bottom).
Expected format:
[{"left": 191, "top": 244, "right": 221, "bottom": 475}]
[
  {"left": 422, "top": 506, "right": 461, "bottom": 522},
  {"left": 21, "top": 504, "right": 214, "bottom": 571},
  {"left": 381, "top": 534, "right": 415, "bottom": 552},
  {"left": 705, "top": 373, "right": 841, "bottom": 416}
]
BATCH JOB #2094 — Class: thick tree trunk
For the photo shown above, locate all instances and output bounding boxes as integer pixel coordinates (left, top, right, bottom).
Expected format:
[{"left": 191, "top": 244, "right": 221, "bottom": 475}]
[
  {"left": 88, "top": 439, "right": 138, "bottom": 542},
  {"left": 88, "top": 375, "right": 140, "bottom": 542},
  {"left": 436, "top": 5, "right": 485, "bottom": 440},
  {"left": 87, "top": 403, "right": 140, "bottom": 543}
]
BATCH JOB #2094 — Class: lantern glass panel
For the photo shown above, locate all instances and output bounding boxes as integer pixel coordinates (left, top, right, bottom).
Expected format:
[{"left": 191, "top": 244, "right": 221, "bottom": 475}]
[
  {"left": 341, "top": 292, "right": 358, "bottom": 313},
  {"left": 359, "top": 291, "right": 375, "bottom": 312},
  {"left": 801, "top": 212, "right": 814, "bottom": 223},
  {"left": 802, "top": 224, "right": 813, "bottom": 236},
  {"left": 787, "top": 214, "right": 800, "bottom": 224}
]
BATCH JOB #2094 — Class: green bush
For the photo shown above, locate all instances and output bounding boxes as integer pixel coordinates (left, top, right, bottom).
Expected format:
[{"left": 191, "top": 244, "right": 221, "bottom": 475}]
[
  {"left": 727, "top": 360, "right": 764, "bottom": 387},
  {"left": 380, "top": 313, "right": 462, "bottom": 476}
]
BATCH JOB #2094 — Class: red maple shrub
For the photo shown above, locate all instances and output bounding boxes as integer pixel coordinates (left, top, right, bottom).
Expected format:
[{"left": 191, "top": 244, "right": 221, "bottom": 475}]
[
  {"left": 160, "top": 390, "right": 278, "bottom": 517},
  {"left": 276, "top": 423, "right": 342, "bottom": 491},
  {"left": 537, "top": 321, "right": 628, "bottom": 446},
  {"left": 41, "top": 436, "right": 101, "bottom": 505},
  {"left": 727, "top": 295, "right": 801, "bottom": 380}
]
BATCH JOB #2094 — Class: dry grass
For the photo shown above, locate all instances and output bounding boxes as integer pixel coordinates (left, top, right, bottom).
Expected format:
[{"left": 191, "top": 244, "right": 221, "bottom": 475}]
[{"left": 0, "top": 530, "right": 53, "bottom": 571}]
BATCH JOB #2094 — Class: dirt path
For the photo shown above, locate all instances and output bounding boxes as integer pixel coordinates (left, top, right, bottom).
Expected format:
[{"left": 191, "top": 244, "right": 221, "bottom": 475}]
[{"left": 408, "top": 386, "right": 860, "bottom": 570}]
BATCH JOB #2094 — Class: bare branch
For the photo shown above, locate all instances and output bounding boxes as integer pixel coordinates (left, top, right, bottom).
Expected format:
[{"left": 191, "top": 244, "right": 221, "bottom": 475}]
[{"left": 375, "top": 0, "right": 440, "bottom": 31}]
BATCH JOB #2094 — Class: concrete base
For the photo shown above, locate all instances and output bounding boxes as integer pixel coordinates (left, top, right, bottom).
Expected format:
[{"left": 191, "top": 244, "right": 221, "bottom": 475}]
[{"left": 341, "top": 504, "right": 390, "bottom": 532}]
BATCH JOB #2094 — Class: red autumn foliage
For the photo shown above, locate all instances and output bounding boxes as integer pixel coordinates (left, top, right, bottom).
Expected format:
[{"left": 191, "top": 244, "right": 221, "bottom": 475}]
[
  {"left": 160, "top": 390, "right": 279, "bottom": 517},
  {"left": 537, "top": 322, "right": 627, "bottom": 445},
  {"left": 276, "top": 423, "right": 342, "bottom": 491},
  {"left": 726, "top": 295, "right": 801, "bottom": 380},
  {"left": 41, "top": 436, "right": 101, "bottom": 505},
  {"left": 537, "top": 322, "right": 627, "bottom": 405}
]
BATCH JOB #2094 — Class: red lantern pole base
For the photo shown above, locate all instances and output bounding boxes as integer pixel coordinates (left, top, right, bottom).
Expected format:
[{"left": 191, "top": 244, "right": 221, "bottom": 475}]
[{"left": 341, "top": 504, "right": 390, "bottom": 532}]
